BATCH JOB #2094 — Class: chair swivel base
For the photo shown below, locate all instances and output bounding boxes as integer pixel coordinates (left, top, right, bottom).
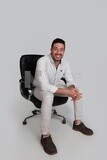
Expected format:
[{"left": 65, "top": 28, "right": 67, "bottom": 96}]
[
  {"left": 23, "top": 109, "right": 41, "bottom": 125},
  {"left": 22, "top": 109, "right": 66, "bottom": 125},
  {"left": 52, "top": 109, "right": 66, "bottom": 124}
]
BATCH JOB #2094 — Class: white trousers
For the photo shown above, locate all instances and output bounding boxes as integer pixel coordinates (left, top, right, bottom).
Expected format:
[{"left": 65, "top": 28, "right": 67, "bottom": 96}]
[{"left": 33, "top": 87, "right": 83, "bottom": 135}]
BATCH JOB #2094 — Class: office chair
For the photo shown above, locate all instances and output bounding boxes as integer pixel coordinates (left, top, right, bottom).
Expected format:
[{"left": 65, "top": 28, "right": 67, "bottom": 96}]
[{"left": 19, "top": 54, "right": 68, "bottom": 125}]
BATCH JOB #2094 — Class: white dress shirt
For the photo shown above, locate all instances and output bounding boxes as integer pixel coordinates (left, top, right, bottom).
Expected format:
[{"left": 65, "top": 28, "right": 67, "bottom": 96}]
[{"left": 33, "top": 54, "right": 76, "bottom": 93}]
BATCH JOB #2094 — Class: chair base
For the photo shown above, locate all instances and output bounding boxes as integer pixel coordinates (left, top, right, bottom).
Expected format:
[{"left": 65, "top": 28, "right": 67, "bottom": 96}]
[{"left": 22, "top": 109, "right": 66, "bottom": 125}]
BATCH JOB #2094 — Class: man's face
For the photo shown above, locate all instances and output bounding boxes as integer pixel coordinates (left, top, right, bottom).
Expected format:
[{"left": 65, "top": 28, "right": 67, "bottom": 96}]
[{"left": 51, "top": 43, "right": 65, "bottom": 62}]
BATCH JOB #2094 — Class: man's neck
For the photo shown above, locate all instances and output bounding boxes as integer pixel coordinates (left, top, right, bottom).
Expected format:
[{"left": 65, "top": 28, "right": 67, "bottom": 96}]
[{"left": 54, "top": 61, "right": 60, "bottom": 69}]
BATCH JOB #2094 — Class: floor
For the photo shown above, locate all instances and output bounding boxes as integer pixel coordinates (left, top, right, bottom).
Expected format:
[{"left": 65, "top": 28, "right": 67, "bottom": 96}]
[{"left": 1, "top": 98, "right": 107, "bottom": 160}]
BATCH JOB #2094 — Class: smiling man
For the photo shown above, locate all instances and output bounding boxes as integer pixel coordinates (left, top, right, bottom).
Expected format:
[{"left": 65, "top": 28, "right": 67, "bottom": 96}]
[{"left": 33, "top": 38, "right": 94, "bottom": 155}]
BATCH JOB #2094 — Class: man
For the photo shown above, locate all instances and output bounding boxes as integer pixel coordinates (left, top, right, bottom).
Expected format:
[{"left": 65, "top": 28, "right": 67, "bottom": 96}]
[{"left": 33, "top": 38, "right": 94, "bottom": 155}]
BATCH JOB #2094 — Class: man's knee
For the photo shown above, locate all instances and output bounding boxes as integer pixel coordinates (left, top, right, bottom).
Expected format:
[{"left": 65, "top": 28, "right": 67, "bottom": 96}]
[
  {"left": 42, "top": 91, "right": 54, "bottom": 101},
  {"left": 33, "top": 88, "right": 54, "bottom": 101}
]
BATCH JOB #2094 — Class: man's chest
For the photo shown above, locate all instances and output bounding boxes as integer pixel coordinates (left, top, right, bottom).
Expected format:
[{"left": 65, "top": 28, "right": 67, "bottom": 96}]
[{"left": 46, "top": 62, "right": 66, "bottom": 80}]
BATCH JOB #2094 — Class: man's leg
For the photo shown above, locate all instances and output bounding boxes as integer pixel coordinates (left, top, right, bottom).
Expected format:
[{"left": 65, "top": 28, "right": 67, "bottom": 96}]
[
  {"left": 33, "top": 88, "right": 57, "bottom": 155},
  {"left": 40, "top": 92, "right": 54, "bottom": 135},
  {"left": 34, "top": 88, "right": 53, "bottom": 135},
  {"left": 73, "top": 97, "right": 94, "bottom": 136},
  {"left": 73, "top": 97, "right": 83, "bottom": 122}
]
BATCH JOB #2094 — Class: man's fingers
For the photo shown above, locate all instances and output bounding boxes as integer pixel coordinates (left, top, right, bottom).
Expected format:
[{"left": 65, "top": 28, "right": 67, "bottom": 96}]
[{"left": 71, "top": 94, "right": 82, "bottom": 101}]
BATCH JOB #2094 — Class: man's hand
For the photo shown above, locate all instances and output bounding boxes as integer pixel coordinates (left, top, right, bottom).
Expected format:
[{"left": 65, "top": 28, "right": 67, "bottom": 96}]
[
  {"left": 67, "top": 86, "right": 82, "bottom": 101},
  {"left": 55, "top": 86, "right": 82, "bottom": 100}
]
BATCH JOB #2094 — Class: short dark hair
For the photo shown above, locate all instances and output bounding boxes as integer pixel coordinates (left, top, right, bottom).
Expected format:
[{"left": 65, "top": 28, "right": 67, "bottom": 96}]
[{"left": 51, "top": 38, "right": 65, "bottom": 48}]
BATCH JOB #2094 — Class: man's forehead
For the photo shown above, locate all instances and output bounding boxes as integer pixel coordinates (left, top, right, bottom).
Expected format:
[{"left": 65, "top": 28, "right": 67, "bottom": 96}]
[{"left": 53, "top": 43, "right": 65, "bottom": 48}]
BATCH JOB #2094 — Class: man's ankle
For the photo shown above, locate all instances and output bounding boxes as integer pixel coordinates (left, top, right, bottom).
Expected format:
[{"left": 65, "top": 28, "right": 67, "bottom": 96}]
[
  {"left": 74, "top": 120, "right": 82, "bottom": 125},
  {"left": 42, "top": 134, "right": 51, "bottom": 138}
]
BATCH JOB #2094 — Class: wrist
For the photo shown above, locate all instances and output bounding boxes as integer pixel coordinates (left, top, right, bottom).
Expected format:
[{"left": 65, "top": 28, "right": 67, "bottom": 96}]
[
  {"left": 70, "top": 85, "right": 75, "bottom": 88},
  {"left": 65, "top": 88, "right": 71, "bottom": 97},
  {"left": 67, "top": 85, "right": 75, "bottom": 90}
]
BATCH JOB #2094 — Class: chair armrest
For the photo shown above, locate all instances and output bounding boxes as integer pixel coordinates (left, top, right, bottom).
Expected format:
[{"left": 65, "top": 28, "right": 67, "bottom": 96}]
[
  {"left": 61, "top": 77, "right": 66, "bottom": 84},
  {"left": 19, "top": 79, "right": 31, "bottom": 100}
]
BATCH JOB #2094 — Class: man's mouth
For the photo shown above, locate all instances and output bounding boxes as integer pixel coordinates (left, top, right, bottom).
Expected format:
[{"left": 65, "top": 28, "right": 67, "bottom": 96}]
[{"left": 55, "top": 55, "right": 61, "bottom": 58}]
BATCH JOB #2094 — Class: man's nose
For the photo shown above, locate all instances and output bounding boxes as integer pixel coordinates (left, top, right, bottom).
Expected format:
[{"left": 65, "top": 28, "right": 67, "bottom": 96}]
[{"left": 56, "top": 50, "right": 61, "bottom": 54}]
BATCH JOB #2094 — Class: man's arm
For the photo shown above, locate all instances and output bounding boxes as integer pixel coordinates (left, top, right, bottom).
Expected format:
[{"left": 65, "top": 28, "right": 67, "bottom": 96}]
[
  {"left": 64, "top": 61, "right": 76, "bottom": 87},
  {"left": 55, "top": 85, "right": 77, "bottom": 98},
  {"left": 55, "top": 85, "right": 82, "bottom": 100},
  {"left": 33, "top": 58, "right": 58, "bottom": 93}
]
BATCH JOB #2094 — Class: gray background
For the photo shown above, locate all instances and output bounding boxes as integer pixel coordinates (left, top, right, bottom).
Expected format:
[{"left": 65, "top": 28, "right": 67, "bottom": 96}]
[{"left": 0, "top": 0, "right": 107, "bottom": 160}]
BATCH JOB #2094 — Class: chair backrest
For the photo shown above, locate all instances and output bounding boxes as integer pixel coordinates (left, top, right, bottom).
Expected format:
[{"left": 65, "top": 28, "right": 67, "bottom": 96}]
[{"left": 20, "top": 54, "right": 44, "bottom": 89}]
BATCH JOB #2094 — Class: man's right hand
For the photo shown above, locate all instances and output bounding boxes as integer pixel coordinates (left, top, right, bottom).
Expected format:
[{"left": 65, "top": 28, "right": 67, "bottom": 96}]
[
  {"left": 55, "top": 87, "right": 82, "bottom": 101},
  {"left": 67, "top": 87, "right": 82, "bottom": 101}
]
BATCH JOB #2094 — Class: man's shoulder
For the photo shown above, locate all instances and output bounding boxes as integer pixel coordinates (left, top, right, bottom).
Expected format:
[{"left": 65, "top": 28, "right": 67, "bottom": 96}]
[
  {"left": 37, "top": 55, "right": 49, "bottom": 63},
  {"left": 62, "top": 58, "right": 69, "bottom": 65}
]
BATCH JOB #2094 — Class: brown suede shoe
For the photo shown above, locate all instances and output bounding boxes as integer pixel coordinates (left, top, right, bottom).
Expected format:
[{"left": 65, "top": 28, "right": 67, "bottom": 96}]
[
  {"left": 41, "top": 135, "right": 57, "bottom": 155},
  {"left": 73, "top": 121, "right": 94, "bottom": 136}
]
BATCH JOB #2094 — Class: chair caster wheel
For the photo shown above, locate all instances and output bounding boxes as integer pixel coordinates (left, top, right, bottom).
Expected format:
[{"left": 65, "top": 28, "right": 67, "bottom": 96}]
[
  {"left": 62, "top": 119, "right": 66, "bottom": 124},
  {"left": 23, "top": 121, "right": 27, "bottom": 125}
]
